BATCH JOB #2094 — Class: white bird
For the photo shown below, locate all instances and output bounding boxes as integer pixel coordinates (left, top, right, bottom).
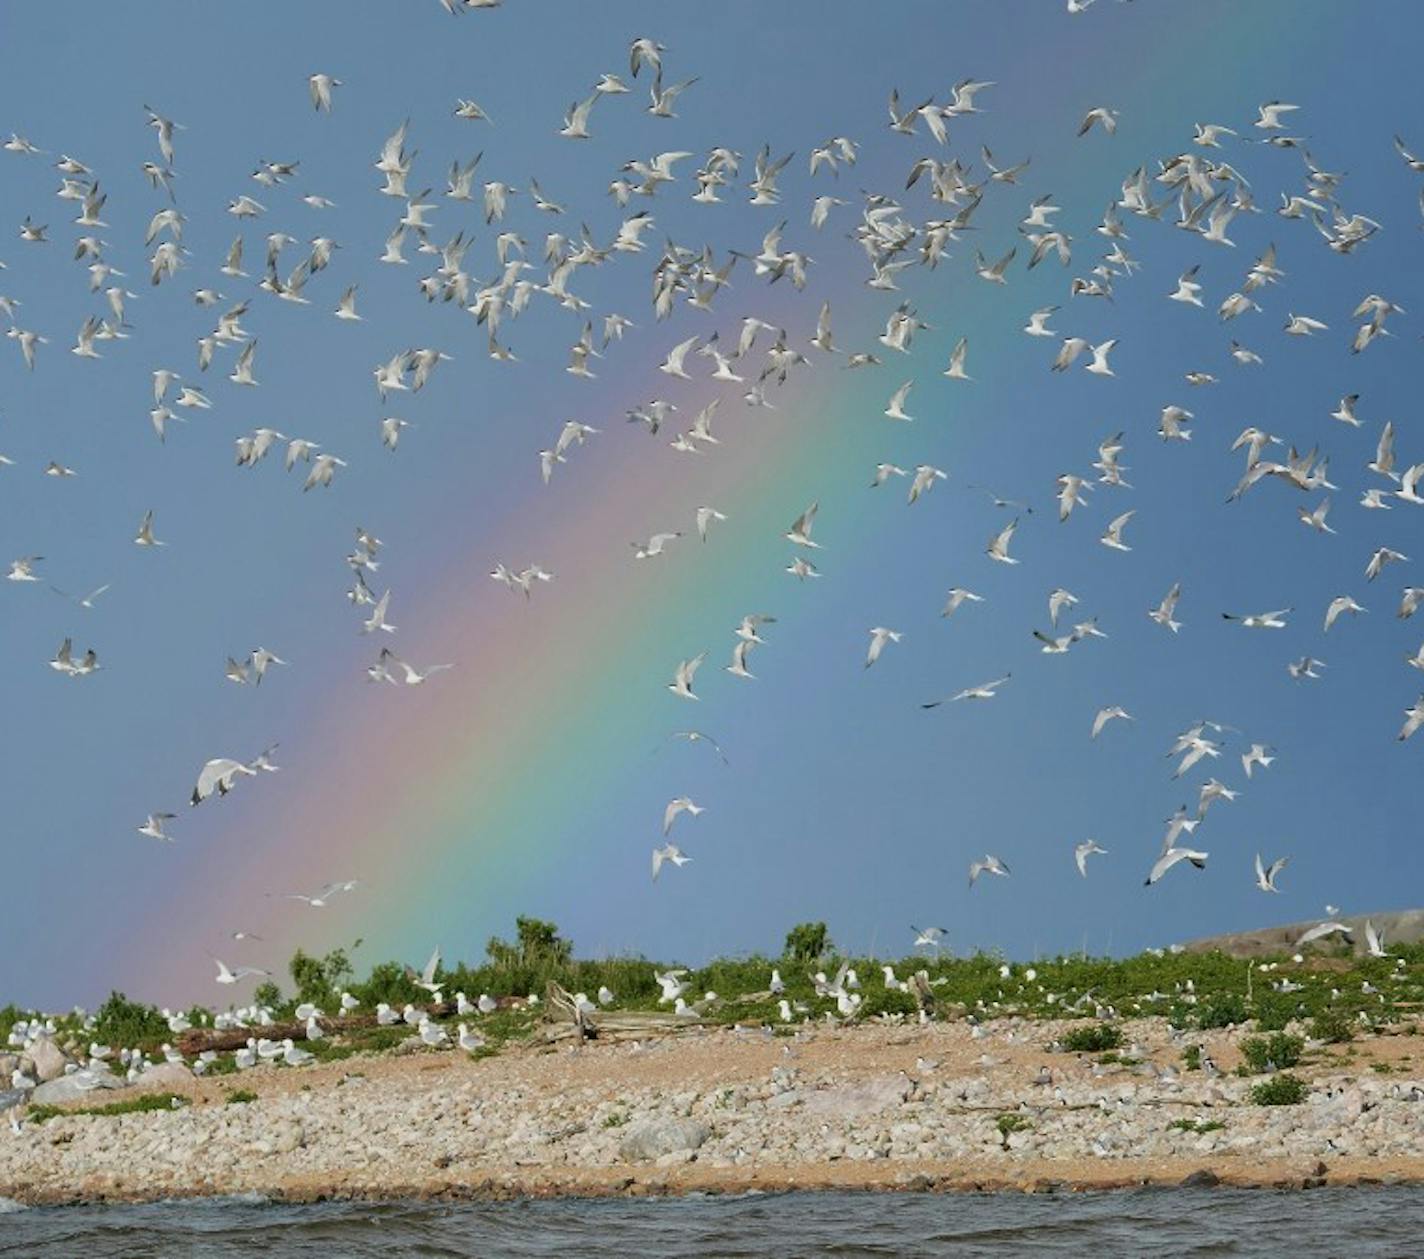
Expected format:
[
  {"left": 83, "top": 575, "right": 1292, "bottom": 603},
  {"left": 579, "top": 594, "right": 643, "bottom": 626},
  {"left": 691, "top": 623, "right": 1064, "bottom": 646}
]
[
  {"left": 786, "top": 502, "right": 821, "bottom": 548},
  {"left": 986, "top": 518, "right": 1020, "bottom": 564},
  {"left": 137, "top": 812, "right": 176, "bottom": 842},
  {"left": 133, "top": 510, "right": 165, "bottom": 548},
  {"left": 362, "top": 589, "right": 397, "bottom": 634},
  {"left": 923, "top": 675, "right": 1010, "bottom": 707},
  {"left": 663, "top": 797, "right": 704, "bottom": 835},
  {"left": 695, "top": 507, "right": 727, "bottom": 542},
  {"left": 865, "top": 627, "right": 902, "bottom": 669},
  {"left": 941, "top": 588, "right": 985, "bottom": 619},
  {"left": 968, "top": 854, "right": 1011, "bottom": 886},
  {"left": 1091, "top": 706, "right": 1132, "bottom": 739},
  {"left": 651, "top": 842, "right": 691, "bottom": 880},
  {"left": 669, "top": 653, "right": 706, "bottom": 700},
  {"left": 1149, "top": 582, "right": 1183, "bottom": 633},
  {"left": 1075, "top": 840, "right": 1108, "bottom": 877},
  {"left": 1242, "top": 744, "right": 1275, "bottom": 778},
  {"left": 1254, "top": 853, "right": 1288, "bottom": 893},
  {"left": 1222, "top": 608, "right": 1291, "bottom": 629},
  {"left": 1324, "top": 596, "right": 1365, "bottom": 632},
  {"left": 1399, "top": 695, "right": 1424, "bottom": 742},
  {"left": 883, "top": 380, "right": 915, "bottom": 421},
  {"left": 215, "top": 959, "right": 269, "bottom": 985},
  {"left": 309, "top": 73, "right": 342, "bottom": 112},
  {"left": 1146, "top": 847, "right": 1208, "bottom": 886},
  {"left": 633, "top": 531, "right": 681, "bottom": 559},
  {"left": 1100, "top": 510, "right": 1134, "bottom": 551}
]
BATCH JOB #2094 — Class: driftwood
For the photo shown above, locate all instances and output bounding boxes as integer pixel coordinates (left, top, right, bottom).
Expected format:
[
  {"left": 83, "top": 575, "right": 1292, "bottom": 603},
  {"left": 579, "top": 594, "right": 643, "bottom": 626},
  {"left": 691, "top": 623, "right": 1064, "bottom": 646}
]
[
  {"left": 540, "top": 982, "right": 710, "bottom": 1042},
  {"left": 175, "top": 996, "right": 536, "bottom": 1056}
]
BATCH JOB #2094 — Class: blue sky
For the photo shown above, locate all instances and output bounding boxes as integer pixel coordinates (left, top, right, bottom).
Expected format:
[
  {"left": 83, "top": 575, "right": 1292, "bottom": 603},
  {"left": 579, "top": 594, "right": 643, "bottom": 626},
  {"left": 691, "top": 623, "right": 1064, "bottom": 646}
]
[{"left": 1, "top": 1, "right": 1422, "bottom": 1007}]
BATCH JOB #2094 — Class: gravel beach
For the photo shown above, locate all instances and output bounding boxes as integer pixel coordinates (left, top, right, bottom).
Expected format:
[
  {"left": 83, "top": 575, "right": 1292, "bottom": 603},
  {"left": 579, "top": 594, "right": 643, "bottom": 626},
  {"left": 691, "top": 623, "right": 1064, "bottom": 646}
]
[{"left": 5, "top": 1016, "right": 1424, "bottom": 1205}]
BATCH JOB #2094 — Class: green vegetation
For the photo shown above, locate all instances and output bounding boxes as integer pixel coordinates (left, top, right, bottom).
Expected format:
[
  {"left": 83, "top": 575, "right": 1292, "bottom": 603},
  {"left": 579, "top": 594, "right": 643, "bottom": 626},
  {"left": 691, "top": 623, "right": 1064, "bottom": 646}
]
[
  {"left": 1310, "top": 1010, "right": 1356, "bottom": 1044},
  {"left": 1059, "top": 1023, "right": 1123, "bottom": 1053},
  {"left": 1182, "top": 1045, "right": 1202, "bottom": 1071},
  {"left": 93, "top": 992, "right": 170, "bottom": 1047},
  {"left": 783, "top": 922, "right": 831, "bottom": 963},
  {"left": 289, "top": 947, "right": 355, "bottom": 1006},
  {"left": 1250, "top": 1073, "right": 1309, "bottom": 1106},
  {"left": 224, "top": 1089, "right": 258, "bottom": 1105},
  {"left": 1240, "top": 1033, "right": 1305, "bottom": 1074},
  {"left": 1168, "top": 1118, "right": 1226, "bottom": 1134},
  {"left": 995, "top": 1112, "right": 1033, "bottom": 1146},
  {"left": 28, "top": 1092, "right": 183, "bottom": 1124},
  {"left": 4, "top": 919, "right": 1421, "bottom": 1070}
]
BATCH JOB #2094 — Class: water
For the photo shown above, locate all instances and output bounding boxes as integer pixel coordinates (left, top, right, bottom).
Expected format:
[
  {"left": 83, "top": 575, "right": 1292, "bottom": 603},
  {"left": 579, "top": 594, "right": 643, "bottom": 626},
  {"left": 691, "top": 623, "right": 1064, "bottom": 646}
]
[{"left": 1, "top": 1187, "right": 1420, "bottom": 1257}]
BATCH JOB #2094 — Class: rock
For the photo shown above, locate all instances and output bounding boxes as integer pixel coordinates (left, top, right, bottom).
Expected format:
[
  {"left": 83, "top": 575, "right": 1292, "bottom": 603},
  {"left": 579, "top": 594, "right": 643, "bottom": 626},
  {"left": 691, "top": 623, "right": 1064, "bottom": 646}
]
[
  {"left": 800, "top": 1076, "right": 912, "bottom": 1118},
  {"left": 272, "top": 1121, "right": 306, "bottom": 1154},
  {"left": 0, "top": 1055, "right": 17, "bottom": 1078},
  {"left": 618, "top": 1118, "right": 710, "bottom": 1162},
  {"left": 1180, "top": 1168, "right": 1220, "bottom": 1188},
  {"left": 30, "top": 1073, "right": 126, "bottom": 1105},
  {"left": 137, "top": 1063, "right": 193, "bottom": 1089},
  {"left": 0, "top": 1088, "right": 27, "bottom": 1110},
  {"left": 28, "top": 1038, "right": 69, "bottom": 1084}
]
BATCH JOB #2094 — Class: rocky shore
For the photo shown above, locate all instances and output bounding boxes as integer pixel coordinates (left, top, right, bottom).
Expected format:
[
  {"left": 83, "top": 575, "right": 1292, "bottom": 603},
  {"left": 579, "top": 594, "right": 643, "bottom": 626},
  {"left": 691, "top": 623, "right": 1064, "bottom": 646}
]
[{"left": 4, "top": 1015, "right": 1424, "bottom": 1205}]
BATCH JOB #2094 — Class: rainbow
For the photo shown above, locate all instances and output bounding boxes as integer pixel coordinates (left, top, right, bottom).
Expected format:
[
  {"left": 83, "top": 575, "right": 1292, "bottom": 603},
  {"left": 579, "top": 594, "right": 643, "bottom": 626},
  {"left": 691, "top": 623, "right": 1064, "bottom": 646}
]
[{"left": 108, "top": 6, "right": 1313, "bottom": 1001}]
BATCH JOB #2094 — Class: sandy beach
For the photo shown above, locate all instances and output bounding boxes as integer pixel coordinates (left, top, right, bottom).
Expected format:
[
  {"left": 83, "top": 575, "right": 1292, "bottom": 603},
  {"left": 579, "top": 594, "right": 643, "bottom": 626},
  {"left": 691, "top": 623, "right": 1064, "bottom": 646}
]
[{"left": 5, "top": 1015, "right": 1424, "bottom": 1206}]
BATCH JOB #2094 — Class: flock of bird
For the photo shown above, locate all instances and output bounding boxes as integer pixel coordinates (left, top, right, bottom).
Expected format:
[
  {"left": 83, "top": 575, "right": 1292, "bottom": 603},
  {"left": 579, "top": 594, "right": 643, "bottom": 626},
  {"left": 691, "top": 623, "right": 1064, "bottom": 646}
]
[{"left": 3, "top": 3, "right": 1423, "bottom": 1009}]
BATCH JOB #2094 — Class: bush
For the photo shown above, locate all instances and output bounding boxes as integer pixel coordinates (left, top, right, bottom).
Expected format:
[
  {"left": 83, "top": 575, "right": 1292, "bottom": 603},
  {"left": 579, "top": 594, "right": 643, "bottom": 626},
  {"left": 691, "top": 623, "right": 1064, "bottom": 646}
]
[
  {"left": 1182, "top": 1045, "right": 1202, "bottom": 1071},
  {"left": 289, "top": 948, "right": 354, "bottom": 1005},
  {"left": 995, "top": 1112, "right": 1032, "bottom": 1145},
  {"left": 1251, "top": 995, "right": 1297, "bottom": 1032},
  {"left": 783, "top": 922, "right": 830, "bottom": 963},
  {"left": 93, "top": 992, "right": 169, "bottom": 1049},
  {"left": 1250, "top": 1073, "right": 1308, "bottom": 1106},
  {"left": 1310, "top": 1011, "right": 1355, "bottom": 1044},
  {"left": 1060, "top": 1023, "right": 1122, "bottom": 1053},
  {"left": 856, "top": 987, "right": 919, "bottom": 1019},
  {"left": 1193, "top": 992, "right": 1249, "bottom": 1029},
  {"left": 1240, "top": 1033, "right": 1304, "bottom": 1073}
]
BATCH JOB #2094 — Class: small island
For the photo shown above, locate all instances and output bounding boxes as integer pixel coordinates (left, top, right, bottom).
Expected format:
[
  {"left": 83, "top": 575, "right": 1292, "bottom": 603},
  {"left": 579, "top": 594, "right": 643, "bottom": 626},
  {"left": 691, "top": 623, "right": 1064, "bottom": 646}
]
[{"left": 4, "top": 916, "right": 1424, "bottom": 1206}]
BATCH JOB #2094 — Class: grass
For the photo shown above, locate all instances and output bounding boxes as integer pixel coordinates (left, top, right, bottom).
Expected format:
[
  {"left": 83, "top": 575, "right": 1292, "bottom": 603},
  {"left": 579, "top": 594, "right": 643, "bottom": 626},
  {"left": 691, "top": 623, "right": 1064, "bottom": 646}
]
[
  {"left": 1250, "top": 1074, "right": 1309, "bottom": 1106},
  {"left": 224, "top": 1089, "right": 258, "bottom": 1105},
  {"left": 28, "top": 1092, "right": 183, "bottom": 1124},
  {"left": 1168, "top": 1118, "right": 1227, "bottom": 1134}
]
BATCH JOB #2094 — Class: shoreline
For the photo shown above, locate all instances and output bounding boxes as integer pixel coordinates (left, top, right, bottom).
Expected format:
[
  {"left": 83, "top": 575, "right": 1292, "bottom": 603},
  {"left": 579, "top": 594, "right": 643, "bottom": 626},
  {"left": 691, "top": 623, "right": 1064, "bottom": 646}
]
[
  {"left": 6, "top": 1016, "right": 1424, "bottom": 1208},
  {"left": 6, "top": 1159, "right": 1424, "bottom": 1209}
]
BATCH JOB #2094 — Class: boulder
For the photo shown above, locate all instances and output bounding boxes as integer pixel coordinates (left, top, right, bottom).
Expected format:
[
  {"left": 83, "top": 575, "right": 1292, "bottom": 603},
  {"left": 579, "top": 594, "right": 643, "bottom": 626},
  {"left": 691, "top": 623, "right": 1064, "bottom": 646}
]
[
  {"left": 30, "top": 1072, "right": 126, "bottom": 1105},
  {"left": 28, "top": 1038, "right": 69, "bottom": 1083},
  {"left": 618, "top": 1118, "right": 710, "bottom": 1162},
  {"left": 137, "top": 1062, "right": 194, "bottom": 1090},
  {"left": 800, "top": 1075, "right": 912, "bottom": 1118}
]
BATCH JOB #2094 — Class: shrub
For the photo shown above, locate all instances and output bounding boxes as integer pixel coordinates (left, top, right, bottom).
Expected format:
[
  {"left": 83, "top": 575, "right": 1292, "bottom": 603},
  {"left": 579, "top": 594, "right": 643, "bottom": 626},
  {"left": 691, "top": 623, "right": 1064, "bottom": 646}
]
[
  {"left": 1310, "top": 1011, "right": 1355, "bottom": 1044},
  {"left": 93, "top": 992, "right": 169, "bottom": 1049},
  {"left": 1251, "top": 995, "right": 1296, "bottom": 1032},
  {"left": 1240, "top": 1033, "right": 1304, "bottom": 1073},
  {"left": 1182, "top": 1045, "right": 1202, "bottom": 1071},
  {"left": 289, "top": 948, "right": 354, "bottom": 1005},
  {"left": 995, "top": 1112, "right": 1032, "bottom": 1145},
  {"left": 856, "top": 988, "right": 919, "bottom": 1019},
  {"left": 1060, "top": 1023, "right": 1122, "bottom": 1053},
  {"left": 1193, "top": 992, "right": 1249, "bottom": 1030},
  {"left": 1250, "top": 1074, "right": 1308, "bottom": 1106},
  {"left": 783, "top": 922, "right": 830, "bottom": 963}
]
